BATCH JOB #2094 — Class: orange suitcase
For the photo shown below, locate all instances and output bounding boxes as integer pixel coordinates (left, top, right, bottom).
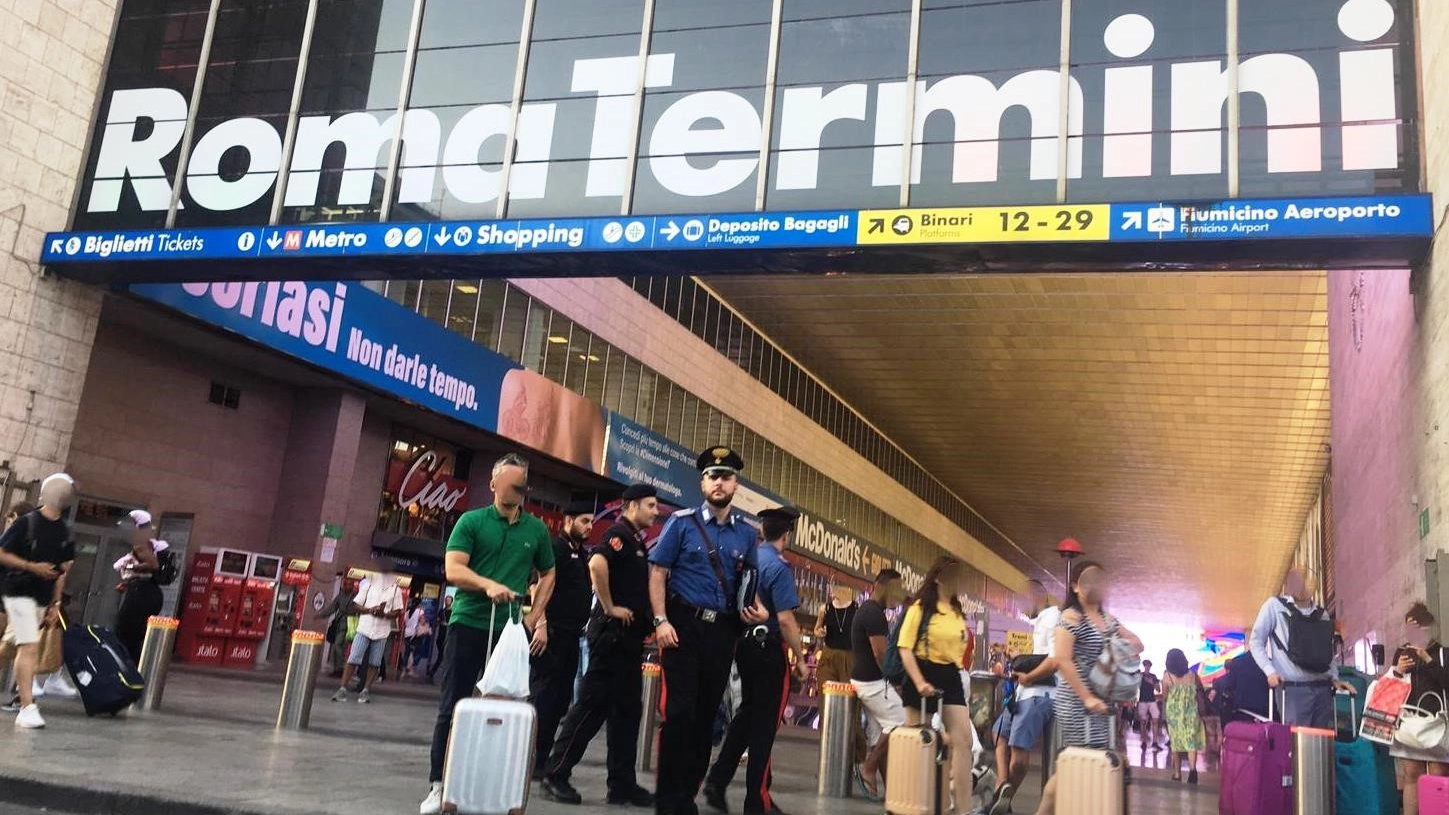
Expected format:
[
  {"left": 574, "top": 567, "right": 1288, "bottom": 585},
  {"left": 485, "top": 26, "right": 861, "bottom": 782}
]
[{"left": 1054, "top": 747, "right": 1127, "bottom": 815}]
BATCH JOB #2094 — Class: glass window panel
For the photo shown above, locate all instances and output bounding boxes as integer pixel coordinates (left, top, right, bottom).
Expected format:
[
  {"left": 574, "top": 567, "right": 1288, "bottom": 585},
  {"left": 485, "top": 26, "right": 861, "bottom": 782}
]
[
  {"left": 445, "top": 280, "right": 480, "bottom": 337},
  {"left": 386, "top": 279, "right": 421, "bottom": 310},
  {"left": 532, "top": 0, "right": 644, "bottom": 40},
  {"left": 784, "top": 0, "right": 910, "bottom": 22},
  {"left": 651, "top": 26, "right": 772, "bottom": 90},
  {"left": 473, "top": 279, "right": 508, "bottom": 349},
  {"left": 409, "top": 44, "right": 522, "bottom": 107},
  {"left": 776, "top": 13, "right": 911, "bottom": 85},
  {"left": 496, "top": 285, "right": 528, "bottom": 360},
  {"left": 582, "top": 336, "right": 607, "bottom": 404},
  {"left": 520, "top": 298, "right": 549, "bottom": 372},
  {"left": 541, "top": 315, "right": 573, "bottom": 383},
  {"left": 564, "top": 327, "right": 592, "bottom": 395},
  {"left": 653, "top": 0, "right": 773, "bottom": 32},
  {"left": 524, "top": 34, "right": 644, "bottom": 98},
  {"left": 417, "top": 0, "right": 527, "bottom": 49},
  {"left": 633, "top": 86, "right": 765, "bottom": 214},
  {"left": 507, "top": 158, "right": 636, "bottom": 217}
]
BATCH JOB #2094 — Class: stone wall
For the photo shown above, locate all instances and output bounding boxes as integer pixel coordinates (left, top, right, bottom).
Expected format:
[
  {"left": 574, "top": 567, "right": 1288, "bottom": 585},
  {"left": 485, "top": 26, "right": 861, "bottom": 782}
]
[{"left": 0, "top": 0, "right": 115, "bottom": 484}]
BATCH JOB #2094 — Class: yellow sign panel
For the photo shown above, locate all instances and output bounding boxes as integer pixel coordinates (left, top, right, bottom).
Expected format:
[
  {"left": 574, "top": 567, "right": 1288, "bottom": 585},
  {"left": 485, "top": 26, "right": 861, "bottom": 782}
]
[
  {"left": 1005, "top": 631, "right": 1034, "bottom": 658},
  {"left": 856, "top": 204, "right": 1111, "bottom": 245}
]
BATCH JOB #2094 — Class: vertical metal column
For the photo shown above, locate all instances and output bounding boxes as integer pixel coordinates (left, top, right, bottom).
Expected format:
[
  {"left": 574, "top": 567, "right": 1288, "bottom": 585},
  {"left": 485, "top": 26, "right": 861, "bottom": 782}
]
[
  {"left": 818, "top": 681, "right": 858, "bottom": 797},
  {"left": 276, "top": 630, "right": 326, "bottom": 730},
  {"left": 636, "top": 662, "right": 663, "bottom": 773},
  {"left": 1293, "top": 726, "right": 1336, "bottom": 815},
  {"left": 136, "top": 616, "right": 180, "bottom": 711}
]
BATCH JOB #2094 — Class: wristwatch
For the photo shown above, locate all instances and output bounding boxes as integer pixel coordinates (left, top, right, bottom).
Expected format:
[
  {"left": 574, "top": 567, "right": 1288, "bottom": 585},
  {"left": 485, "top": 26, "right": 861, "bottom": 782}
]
[{"left": 652, "top": 615, "right": 668, "bottom": 629}]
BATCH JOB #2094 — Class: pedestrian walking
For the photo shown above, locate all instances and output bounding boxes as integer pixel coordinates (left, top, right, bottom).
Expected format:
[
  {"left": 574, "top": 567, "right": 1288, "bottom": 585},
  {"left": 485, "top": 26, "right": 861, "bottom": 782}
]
[
  {"left": 1033, "top": 561, "right": 1144, "bottom": 815},
  {"left": 849, "top": 568, "right": 907, "bottom": 800},
  {"left": 427, "top": 594, "right": 452, "bottom": 681},
  {"left": 532, "top": 500, "right": 597, "bottom": 785},
  {"left": 112, "top": 509, "right": 169, "bottom": 663},
  {"left": 987, "top": 579, "right": 1060, "bottom": 815},
  {"left": 321, "top": 573, "right": 357, "bottom": 678},
  {"left": 1388, "top": 602, "right": 1449, "bottom": 815},
  {"left": 541, "top": 484, "right": 661, "bottom": 806},
  {"left": 704, "top": 506, "right": 810, "bottom": 815},
  {"left": 1137, "top": 660, "right": 1164, "bottom": 749},
  {"left": 648, "top": 447, "right": 770, "bottom": 815},
  {"left": 332, "top": 560, "right": 404, "bottom": 703},
  {"left": 1162, "top": 648, "right": 1207, "bottom": 783},
  {"left": 420, "top": 453, "right": 556, "bottom": 815},
  {"left": 0, "top": 474, "right": 76, "bottom": 729}
]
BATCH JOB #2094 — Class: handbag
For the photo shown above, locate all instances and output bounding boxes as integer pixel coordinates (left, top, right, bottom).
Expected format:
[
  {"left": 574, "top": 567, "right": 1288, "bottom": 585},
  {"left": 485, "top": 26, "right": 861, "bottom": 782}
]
[
  {"left": 35, "top": 621, "right": 63, "bottom": 675},
  {"left": 1394, "top": 691, "right": 1449, "bottom": 753},
  {"left": 1088, "top": 634, "right": 1143, "bottom": 704},
  {"left": 1010, "top": 653, "right": 1055, "bottom": 686},
  {"left": 476, "top": 603, "right": 529, "bottom": 699}
]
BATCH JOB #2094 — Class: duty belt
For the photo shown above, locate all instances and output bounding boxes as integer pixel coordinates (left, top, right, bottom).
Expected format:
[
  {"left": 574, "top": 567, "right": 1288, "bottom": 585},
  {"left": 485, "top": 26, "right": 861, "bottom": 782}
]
[{"left": 669, "top": 596, "right": 729, "bottom": 624}]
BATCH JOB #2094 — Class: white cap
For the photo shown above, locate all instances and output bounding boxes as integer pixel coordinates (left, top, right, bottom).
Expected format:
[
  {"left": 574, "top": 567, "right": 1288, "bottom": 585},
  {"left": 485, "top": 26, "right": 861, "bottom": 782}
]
[{"left": 120, "top": 509, "right": 152, "bottom": 528}]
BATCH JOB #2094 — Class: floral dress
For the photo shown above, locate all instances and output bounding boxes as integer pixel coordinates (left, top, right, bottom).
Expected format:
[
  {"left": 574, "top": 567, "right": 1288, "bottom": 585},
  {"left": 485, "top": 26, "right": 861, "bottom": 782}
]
[{"left": 1164, "top": 674, "right": 1207, "bottom": 751}]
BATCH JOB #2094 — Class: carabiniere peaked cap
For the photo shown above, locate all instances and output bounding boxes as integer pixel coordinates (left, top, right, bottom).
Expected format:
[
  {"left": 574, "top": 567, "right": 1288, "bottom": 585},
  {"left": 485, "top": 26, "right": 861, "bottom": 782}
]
[{"left": 697, "top": 445, "right": 744, "bottom": 474}]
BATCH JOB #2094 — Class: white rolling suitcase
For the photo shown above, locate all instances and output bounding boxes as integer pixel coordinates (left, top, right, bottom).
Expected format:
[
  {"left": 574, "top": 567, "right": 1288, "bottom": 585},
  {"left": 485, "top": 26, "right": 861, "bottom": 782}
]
[{"left": 443, "top": 696, "right": 537, "bottom": 815}]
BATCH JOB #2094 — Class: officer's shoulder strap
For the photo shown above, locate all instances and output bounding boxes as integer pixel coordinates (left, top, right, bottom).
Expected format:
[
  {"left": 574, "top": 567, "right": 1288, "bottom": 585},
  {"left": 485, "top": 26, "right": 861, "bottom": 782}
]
[{"left": 672, "top": 508, "right": 697, "bottom": 518}]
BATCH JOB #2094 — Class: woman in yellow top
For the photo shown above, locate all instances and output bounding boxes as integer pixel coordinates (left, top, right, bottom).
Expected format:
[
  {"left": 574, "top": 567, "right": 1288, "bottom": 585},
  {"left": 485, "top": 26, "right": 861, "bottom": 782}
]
[{"left": 897, "top": 556, "right": 973, "bottom": 815}]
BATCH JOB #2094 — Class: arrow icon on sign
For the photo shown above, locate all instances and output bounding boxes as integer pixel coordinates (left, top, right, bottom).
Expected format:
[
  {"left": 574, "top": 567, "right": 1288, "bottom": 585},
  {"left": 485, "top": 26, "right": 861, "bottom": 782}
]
[
  {"left": 434, "top": 226, "right": 450, "bottom": 246},
  {"left": 265, "top": 233, "right": 282, "bottom": 250},
  {"left": 868, "top": 218, "right": 885, "bottom": 234},
  {"left": 660, "top": 221, "right": 681, "bottom": 241},
  {"left": 1122, "top": 212, "right": 1143, "bottom": 231}
]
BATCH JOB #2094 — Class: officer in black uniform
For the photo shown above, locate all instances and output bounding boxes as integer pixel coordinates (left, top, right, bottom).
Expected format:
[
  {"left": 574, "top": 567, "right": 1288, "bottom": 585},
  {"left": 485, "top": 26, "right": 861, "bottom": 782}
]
[
  {"left": 542, "top": 484, "right": 662, "bottom": 806},
  {"left": 649, "top": 447, "right": 770, "bottom": 815},
  {"left": 704, "top": 507, "right": 810, "bottom": 815},
  {"left": 530, "top": 500, "right": 596, "bottom": 778}
]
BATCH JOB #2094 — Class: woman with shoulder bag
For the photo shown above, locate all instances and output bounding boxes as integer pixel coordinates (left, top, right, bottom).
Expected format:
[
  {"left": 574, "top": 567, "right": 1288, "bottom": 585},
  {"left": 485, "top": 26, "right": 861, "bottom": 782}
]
[
  {"left": 1162, "top": 648, "right": 1208, "bottom": 783},
  {"left": 1034, "top": 561, "right": 1144, "bottom": 815},
  {"left": 1391, "top": 602, "right": 1449, "bottom": 815}
]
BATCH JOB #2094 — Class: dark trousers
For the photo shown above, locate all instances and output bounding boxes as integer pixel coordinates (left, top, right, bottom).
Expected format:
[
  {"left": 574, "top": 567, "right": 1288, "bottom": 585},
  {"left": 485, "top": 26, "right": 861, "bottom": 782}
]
[
  {"left": 657, "top": 607, "right": 740, "bottom": 815},
  {"left": 429, "top": 624, "right": 501, "bottom": 783},
  {"left": 115, "top": 580, "right": 164, "bottom": 663},
  {"left": 707, "top": 638, "right": 789, "bottom": 812},
  {"left": 531, "top": 624, "right": 583, "bottom": 772},
  {"left": 546, "top": 621, "right": 647, "bottom": 789}
]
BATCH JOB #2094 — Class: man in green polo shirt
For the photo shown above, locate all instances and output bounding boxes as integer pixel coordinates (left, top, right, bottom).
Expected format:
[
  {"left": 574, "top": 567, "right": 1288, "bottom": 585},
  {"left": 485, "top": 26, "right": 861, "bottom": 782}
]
[{"left": 422, "top": 453, "right": 557, "bottom": 815}]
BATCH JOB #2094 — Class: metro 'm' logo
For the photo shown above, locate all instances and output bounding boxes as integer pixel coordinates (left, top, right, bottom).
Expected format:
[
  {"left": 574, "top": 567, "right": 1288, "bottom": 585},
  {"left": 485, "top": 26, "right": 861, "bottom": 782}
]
[
  {"left": 283, "top": 231, "right": 301, "bottom": 251},
  {"left": 82, "top": 4, "right": 1401, "bottom": 215}
]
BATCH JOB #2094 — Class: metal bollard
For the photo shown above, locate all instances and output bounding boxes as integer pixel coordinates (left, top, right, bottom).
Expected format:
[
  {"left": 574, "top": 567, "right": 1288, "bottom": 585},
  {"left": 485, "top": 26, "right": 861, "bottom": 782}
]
[
  {"left": 637, "top": 663, "right": 662, "bottom": 773},
  {"left": 276, "top": 630, "right": 326, "bottom": 730},
  {"left": 135, "top": 616, "right": 179, "bottom": 711},
  {"left": 1293, "top": 726, "right": 1337, "bottom": 815},
  {"left": 818, "top": 681, "right": 857, "bottom": 798}
]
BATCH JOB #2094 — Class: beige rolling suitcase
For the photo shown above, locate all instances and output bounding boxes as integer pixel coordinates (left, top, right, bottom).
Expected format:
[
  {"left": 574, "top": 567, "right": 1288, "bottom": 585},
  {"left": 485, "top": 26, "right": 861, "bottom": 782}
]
[
  {"left": 1054, "top": 747, "right": 1127, "bottom": 815},
  {"left": 885, "top": 698, "right": 951, "bottom": 815}
]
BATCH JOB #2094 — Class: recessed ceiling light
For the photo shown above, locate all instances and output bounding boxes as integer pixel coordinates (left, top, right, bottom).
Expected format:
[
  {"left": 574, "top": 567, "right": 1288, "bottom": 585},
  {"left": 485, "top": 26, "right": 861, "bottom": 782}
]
[
  {"left": 455, "top": 284, "right": 479, "bottom": 294},
  {"left": 547, "top": 335, "right": 568, "bottom": 344}
]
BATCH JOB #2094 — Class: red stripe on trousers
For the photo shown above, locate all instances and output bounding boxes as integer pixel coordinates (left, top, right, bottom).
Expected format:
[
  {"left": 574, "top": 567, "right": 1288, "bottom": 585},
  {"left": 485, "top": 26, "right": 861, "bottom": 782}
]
[{"left": 760, "top": 643, "right": 791, "bottom": 810}]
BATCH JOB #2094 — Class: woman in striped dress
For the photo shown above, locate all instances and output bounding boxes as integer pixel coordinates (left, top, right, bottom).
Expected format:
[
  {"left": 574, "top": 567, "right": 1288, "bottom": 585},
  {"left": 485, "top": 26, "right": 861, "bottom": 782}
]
[{"left": 1034, "top": 561, "right": 1143, "bottom": 815}]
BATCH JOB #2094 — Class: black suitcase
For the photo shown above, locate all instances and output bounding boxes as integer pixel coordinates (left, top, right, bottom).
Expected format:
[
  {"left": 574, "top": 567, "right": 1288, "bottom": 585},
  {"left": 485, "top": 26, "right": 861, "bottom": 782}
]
[{"left": 63, "top": 624, "right": 145, "bottom": 716}]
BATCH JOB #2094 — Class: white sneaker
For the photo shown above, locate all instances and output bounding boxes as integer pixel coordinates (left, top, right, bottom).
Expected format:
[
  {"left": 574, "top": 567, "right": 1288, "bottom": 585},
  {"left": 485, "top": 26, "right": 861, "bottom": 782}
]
[
  {"left": 15, "top": 704, "right": 45, "bottom": 729},
  {"left": 331, "top": 687, "right": 347, "bottom": 702},
  {"left": 31, "top": 679, "right": 45, "bottom": 699},
  {"left": 420, "top": 782, "right": 443, "bottom": 815},
  {"left": 358, "top": 689, "right": 371, "bottom": 704}
]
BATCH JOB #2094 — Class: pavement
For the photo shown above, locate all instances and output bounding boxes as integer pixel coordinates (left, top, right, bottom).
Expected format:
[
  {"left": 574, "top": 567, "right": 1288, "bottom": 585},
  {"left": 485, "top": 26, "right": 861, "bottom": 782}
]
[{"left": 0, "top": 667, "right": 1220, "bottom": 815}]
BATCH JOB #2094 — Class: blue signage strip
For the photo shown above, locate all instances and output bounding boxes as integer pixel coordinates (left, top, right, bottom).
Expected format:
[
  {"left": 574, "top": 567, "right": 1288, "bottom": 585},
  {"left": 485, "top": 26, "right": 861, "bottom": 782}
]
[
  {"left": 132, "top": 281, "right": 520, "bottom": 431},
  {"left": 41, "top": 195, "right": 1430, "bottom": 265},
  {"left": 1108, "top": 195, "right": 1436, "bottom": 242}
]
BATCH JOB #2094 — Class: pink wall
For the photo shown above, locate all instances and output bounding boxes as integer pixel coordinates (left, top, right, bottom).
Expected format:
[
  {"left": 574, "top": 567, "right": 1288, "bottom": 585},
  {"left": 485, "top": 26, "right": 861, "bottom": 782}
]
[
  {"left": 68, "top": 318, "right": 295, "bottom": 554},
  {"left": 1328, "top": 269, "right": 1422, "bottom": 649}
]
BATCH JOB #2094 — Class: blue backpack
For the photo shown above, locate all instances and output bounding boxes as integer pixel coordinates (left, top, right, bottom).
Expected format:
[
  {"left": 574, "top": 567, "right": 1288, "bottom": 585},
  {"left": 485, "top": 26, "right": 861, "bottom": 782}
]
[{"left": 882, "top": 603, "right": 934, "bottom": 686}]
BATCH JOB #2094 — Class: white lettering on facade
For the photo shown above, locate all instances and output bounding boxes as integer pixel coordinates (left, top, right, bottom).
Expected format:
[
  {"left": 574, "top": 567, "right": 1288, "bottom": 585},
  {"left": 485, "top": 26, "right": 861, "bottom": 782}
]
[
  {"left": 181, "top": 281, "right": 347, "bottom": 353},
  {"left": 83, "top": 7, "right": 1400, "bottom": 214},
  {"left": 397, "top": 450, "right": 468, "bottom": 513}
]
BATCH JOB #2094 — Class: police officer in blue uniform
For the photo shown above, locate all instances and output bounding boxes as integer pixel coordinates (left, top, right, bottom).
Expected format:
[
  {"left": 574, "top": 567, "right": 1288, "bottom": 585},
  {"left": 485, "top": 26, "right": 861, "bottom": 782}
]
[
  {"left": 704, "top": 507, "right": 809, "bottom": 815},
  {"left": 649, "top": 447, "right": 770, "bottom": 815}
]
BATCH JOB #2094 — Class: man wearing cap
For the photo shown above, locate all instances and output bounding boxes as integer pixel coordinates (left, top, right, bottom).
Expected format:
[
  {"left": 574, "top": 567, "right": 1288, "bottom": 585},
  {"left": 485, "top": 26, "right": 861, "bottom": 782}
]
[
  {"left": 422, "top": 453, "right": 556, "bottom": 815},
  {"left": 0, "top": 473, "right": 76, "bottom": 729},
  {"left": 530, "top": 500, "right": 597, "bottom": 782},
  {"left": 112, "top": 509, "right": 170, "bottom": 662},
  {"left": 705, "top": 506, "right": 809, "bottom": 815},
  {"left": 649, "top": 448, "right": 770, "bottom": 815},
  {"left": 542, "top": 483, "right": 662, "bottom": 806},
  {"left": 332, "top": 558, "right": 404, "bottom": 703}
]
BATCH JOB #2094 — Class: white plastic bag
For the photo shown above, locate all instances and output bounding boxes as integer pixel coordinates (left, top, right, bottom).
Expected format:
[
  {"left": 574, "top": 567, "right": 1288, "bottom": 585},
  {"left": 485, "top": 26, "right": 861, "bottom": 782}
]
[
  {"left": 477, "top": 605, "right": 530, "bottom": 699},
  {"left": 42, "top": 671, "right": 79, "bottom": 699}
]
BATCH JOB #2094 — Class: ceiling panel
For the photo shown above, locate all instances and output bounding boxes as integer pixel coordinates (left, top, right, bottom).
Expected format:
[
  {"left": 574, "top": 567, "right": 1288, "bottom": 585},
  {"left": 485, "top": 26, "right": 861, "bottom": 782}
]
[{"left": 707, "top": 272, "right": 1329, "bottom": 629}]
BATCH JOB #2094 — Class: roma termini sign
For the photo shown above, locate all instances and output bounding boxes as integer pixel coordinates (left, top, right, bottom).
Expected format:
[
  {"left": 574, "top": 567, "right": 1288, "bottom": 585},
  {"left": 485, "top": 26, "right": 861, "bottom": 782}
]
[{"left": 73, "top": 0, "right": 1414, "bottom": 228}]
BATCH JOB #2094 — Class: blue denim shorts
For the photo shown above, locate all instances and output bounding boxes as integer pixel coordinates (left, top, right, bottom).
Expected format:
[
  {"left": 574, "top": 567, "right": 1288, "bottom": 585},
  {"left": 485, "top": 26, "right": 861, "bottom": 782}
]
[
  {"left": 347, "top": 634, "right": 388, "bottom": 668},
  {"left": 993, "top": 693, "right": 1054, "bottom": 750}
]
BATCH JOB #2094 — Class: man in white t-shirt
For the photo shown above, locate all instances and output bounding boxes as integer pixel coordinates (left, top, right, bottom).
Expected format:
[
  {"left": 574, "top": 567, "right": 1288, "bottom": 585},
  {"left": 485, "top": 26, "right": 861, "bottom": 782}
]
[
  {"left": 988, "top": 579, "right": 1061, "bottom": 815},
  {"left": 331, "top": 560, "right": 404, "bottom": 703}
]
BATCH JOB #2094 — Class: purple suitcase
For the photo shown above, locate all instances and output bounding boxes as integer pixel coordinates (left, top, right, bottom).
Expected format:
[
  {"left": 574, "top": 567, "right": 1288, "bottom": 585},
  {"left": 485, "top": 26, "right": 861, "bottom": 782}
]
[
  {"left": 1219, "top": 716, "right": 1293, "bottom": 815},
  {"left": 1420, "top": 774, "right": 1449, "bottom": 815}
]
